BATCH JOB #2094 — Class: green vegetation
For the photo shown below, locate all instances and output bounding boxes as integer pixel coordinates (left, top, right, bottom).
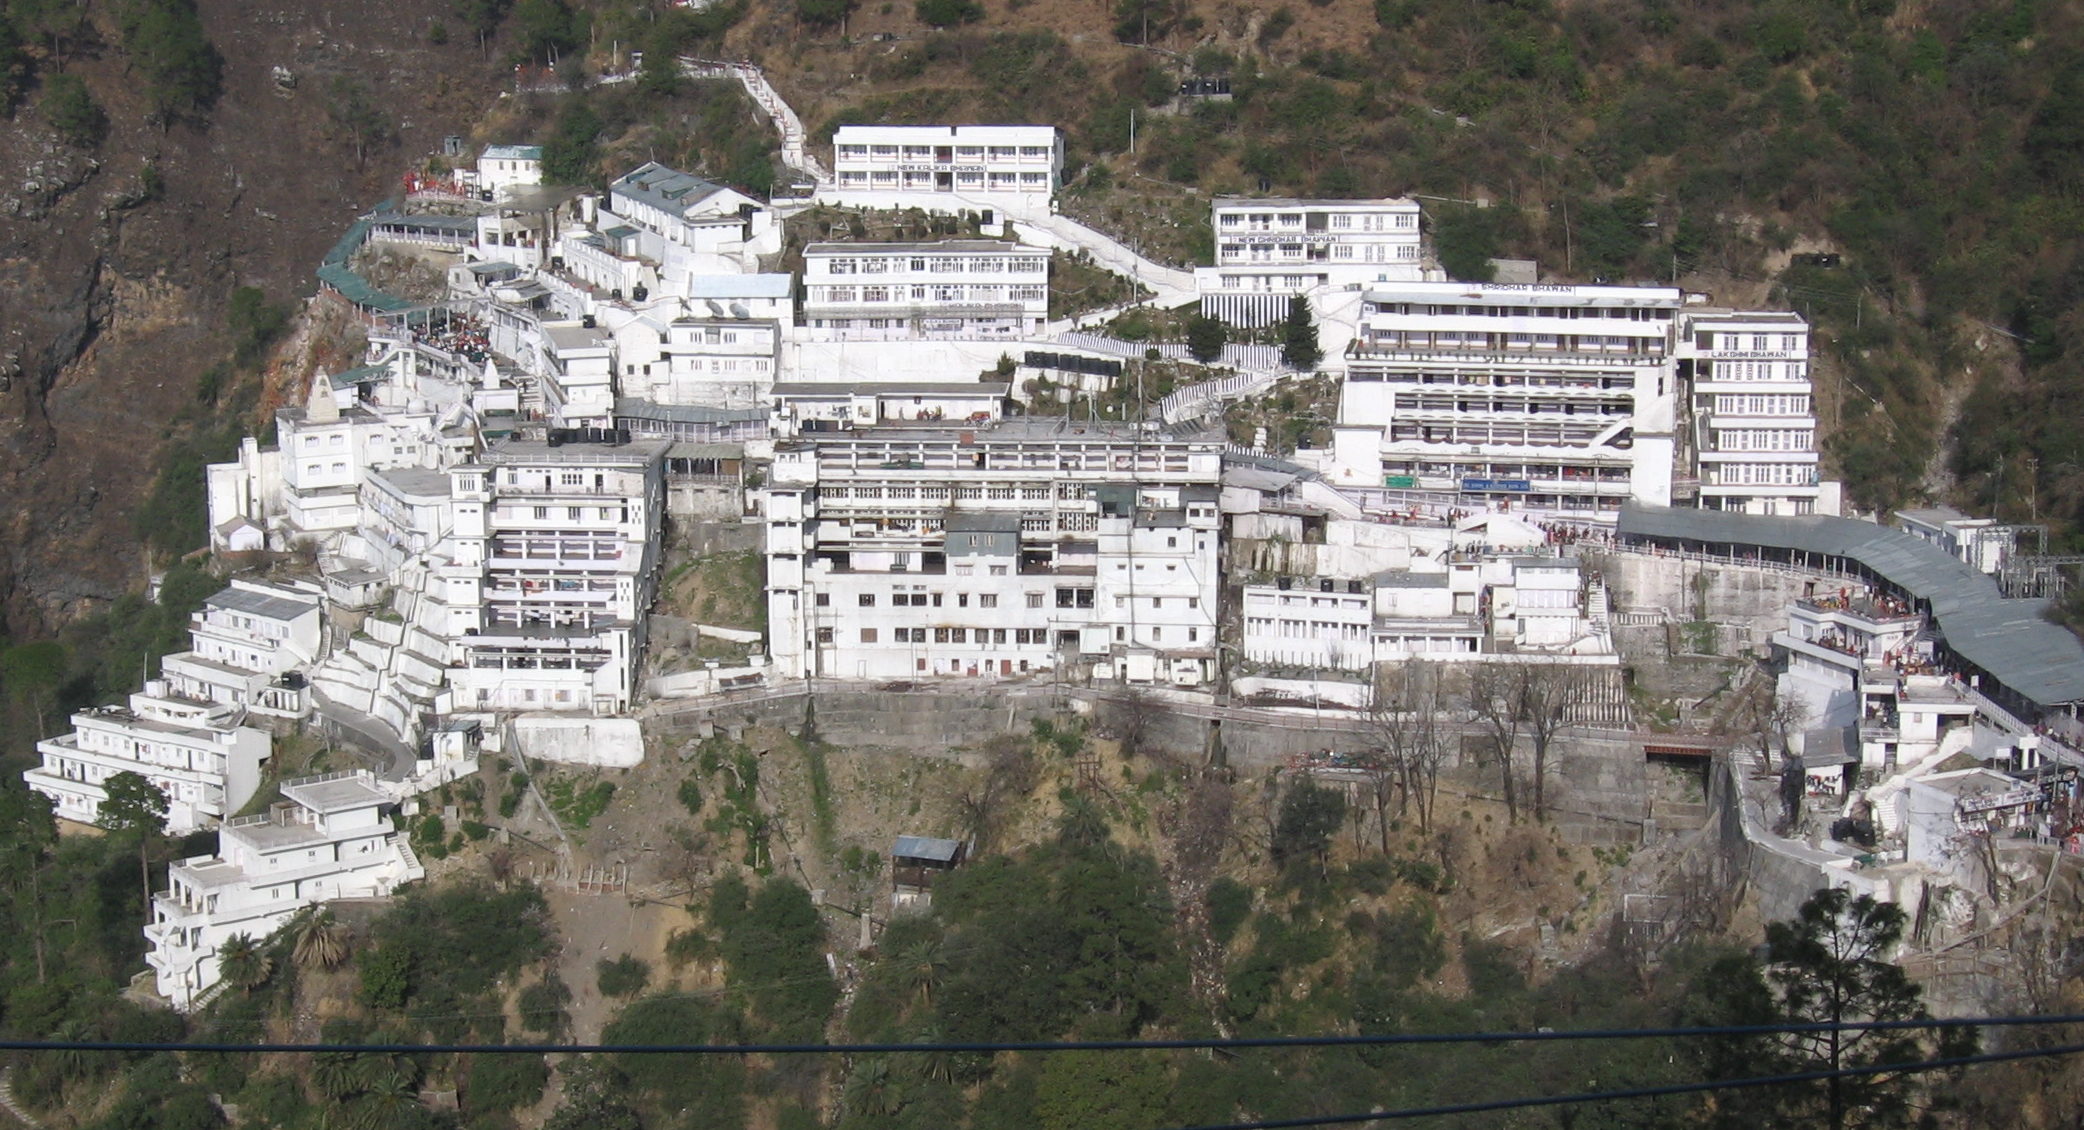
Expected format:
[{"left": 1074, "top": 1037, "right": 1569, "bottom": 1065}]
[
  {"left": 118, "top": 0, "right": 221, "bottom": 128},
  {"left": 1278, "top": 294, "right": 1320, "bottom": 370},
  {"left": 1185, "top": 312, "right": 1227, "bottom": 363},
  {"left": 39, "top": 72, "right": 105, "bottom": 148},
  {"left": 596, "top": 953, "right": 650, "bottom": 998},
  {"left": 542, "top": 774, "right": 617, "bottom": 830},
  {"left": 916, "top": 0, "right": 982, "bottom": 27}
]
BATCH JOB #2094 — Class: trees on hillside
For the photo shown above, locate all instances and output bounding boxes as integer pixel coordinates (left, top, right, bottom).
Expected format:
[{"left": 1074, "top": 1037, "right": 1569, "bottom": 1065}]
[
  {"left": 97, "top": 771, "right": 167, "bottom": 913},
  {"left": 1687, "top": 888, "right": 1973, "bottom": 1129},
  {"left": 120, "top": 0, "right": 221, "bottom": 128},
  {"left": 1361, "top": 659, "right": 1455, "bottom": 840}
]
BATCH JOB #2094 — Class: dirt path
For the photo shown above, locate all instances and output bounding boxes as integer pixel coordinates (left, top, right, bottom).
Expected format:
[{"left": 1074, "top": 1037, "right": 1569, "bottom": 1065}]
[{"left": 543, "top": 890, "right": 693, "bottom": 1043}]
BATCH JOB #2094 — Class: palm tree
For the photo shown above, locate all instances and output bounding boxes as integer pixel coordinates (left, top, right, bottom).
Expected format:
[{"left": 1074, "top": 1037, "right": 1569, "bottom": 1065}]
[
  {"left": 292, "top": 909, "right": 352, "bottom": 970},
  {"left": 905, "top": 1024, "right": 955, "bottom": 1084},
  {"left": 217, "top": 933, "right": 274, "bottom": 992},
  {"left": 896, "top": 938, "right": 947, "bottom": 1007},
  {"left": 843, "top": 1057, "right": 903, "bottom": 1118},
  {"left": 311, "top": 1050, "right": 362, "bottom": 1102},
  {"left": 343, "top": 1067, "right": 424, "bottom": 1130}
]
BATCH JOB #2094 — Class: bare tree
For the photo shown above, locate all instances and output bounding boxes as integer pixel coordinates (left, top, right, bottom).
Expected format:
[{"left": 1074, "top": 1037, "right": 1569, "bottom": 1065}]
[
  {"left": 1102, "top": 684, "right": 1162, "bottom": 762},
  {"left": 1521, "top": 662, "right": 1592, "bottom": 820},
  {"left": 1361, "top": 659, "right": 1457, "bottom": 844},
  {"left": 1468, "top": 663, "right": 1528, "bottom": 822},
  {"left": 956, "top": 733, "right": 1038, "bottom": 854}
]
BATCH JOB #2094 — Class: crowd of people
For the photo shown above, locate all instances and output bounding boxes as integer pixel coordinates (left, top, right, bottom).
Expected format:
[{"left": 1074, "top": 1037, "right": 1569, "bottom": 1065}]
[{"left": 416, "top": 315, "right": 493, "bottom": 364}]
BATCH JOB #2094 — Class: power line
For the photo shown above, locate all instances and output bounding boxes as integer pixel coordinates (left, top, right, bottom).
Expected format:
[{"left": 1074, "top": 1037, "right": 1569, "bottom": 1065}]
[
  {"left": 1159, "top": 1038, "right": 2084, "bottom": 1130},
  {"left": 14, "top": 1013, "right": 2084, "bottom": 1057}
]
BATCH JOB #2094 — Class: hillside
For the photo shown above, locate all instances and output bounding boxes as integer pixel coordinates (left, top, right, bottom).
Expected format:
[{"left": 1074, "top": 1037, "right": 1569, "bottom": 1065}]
[
  {"left": 3, "top": 0, "right": 2081, "bottom": 640},
  {"left": 612, "top": 0, "right": 2080, "bottom": 526}
]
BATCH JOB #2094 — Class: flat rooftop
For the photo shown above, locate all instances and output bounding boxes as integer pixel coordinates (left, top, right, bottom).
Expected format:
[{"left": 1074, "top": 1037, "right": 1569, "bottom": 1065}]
[
  {"left": 478, "top": 436, "right": 673, "bottom": 466},
  {"left": 208, "top": 585, "right": 318, "bottom": 623},
  {"left": 1213, "top": 195, "right": 1418, "bottom": 210},
  {"left": 281, "top": 773, "right": 391, "bottom": 814}
]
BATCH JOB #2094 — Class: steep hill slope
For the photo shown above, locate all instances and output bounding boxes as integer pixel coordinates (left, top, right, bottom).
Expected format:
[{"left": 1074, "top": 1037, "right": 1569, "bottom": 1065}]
[{"left": 0, "top": 0, "right": 511, "bottom": 635}]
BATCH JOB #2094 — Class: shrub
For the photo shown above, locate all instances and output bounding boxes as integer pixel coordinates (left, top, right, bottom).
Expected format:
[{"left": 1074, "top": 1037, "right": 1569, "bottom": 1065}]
[
  {"left": 466, "top": 1052, "right": 549, "bottom": 1113},
  {"left": 1205, "top": 877, "right": 1252, "bottom": 944},
  {"left": 596, "top": 954, "right": 650, "bottom": 998}
]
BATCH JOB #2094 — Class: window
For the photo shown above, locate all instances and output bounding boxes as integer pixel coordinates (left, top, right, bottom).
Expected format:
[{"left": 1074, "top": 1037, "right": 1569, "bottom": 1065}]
[
  {"left": 533, "top": 506, "right": 549, "bottom": 520},
  {"left": 860, "top": 628, "right": 879, "bottom": 643},
  {"left": 979, "top": 594, "right": 998, "bottom": 608},
  {"left": 814, "top": 593, "right": 831, "bottom": 607},
  {"left": 1027, "top": 593, "right": 1044, "bottom": 608},
  {"left": 859, "top": 594, "right": 876, "bottom": 607},
  {"left": 816, "top": 627, "right": 835, "bottom": 644}
]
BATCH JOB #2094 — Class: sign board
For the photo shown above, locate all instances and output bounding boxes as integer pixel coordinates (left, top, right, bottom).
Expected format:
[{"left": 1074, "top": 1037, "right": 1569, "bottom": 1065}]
[
  {"left": 1461, "top": 477, "right": 1533, "bottom": 493},
  {"left": 1957, "top": 786, "right": 2038, "bottom": 815},
  {"left": 1383, "top": 475, "right": 1418, "bottom": 489}
]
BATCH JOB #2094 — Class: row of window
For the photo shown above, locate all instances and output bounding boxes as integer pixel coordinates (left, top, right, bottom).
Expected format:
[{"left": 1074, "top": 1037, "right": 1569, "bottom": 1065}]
[
  {"left": 1711, "top": 429, "right": 1814, "bottom": 453},
  {"left": 1368, "top": 303, "right": 1668, "bottom": 320},
  {"left": 1218, "top": 212, "right": 1417, "bottom": 229},
  {"left": 835, "top": 171, "right": 1050, "bottom": 188},
  {"left": 1700, "top": 333, "right": 1805, "bottom": 352},
  {"left": 1708, "top": 463, "right": 1821, "bottom": 486},
  {"left": 1712, "top": 393, "right": 1811, "bottom": 416},
  {"left": 1703, "top": 360, "right": 1809, "bottom": 382},
  {"left": 837, "top": 144, "right": 1054, "bottom": 160},
  {"left": 813, "top": 285, "right": 1048, "bottom": 304},
  {"left": 1364, "top": 332, "right": 1659, "bottom": 354},
  {"left": 822, "top": 256, "right": 1048, "bottom": 275}
]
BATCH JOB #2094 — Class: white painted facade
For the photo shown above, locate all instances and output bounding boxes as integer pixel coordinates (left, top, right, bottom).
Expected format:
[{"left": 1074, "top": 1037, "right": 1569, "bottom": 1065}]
[
  {"left": 800, "top": 240, "right": 1050, "bottom": 342},
  {"left": 1327, "top": 281, "right": 1684, "bottom": 518},
  {"left": 1678, "top": 310, "right": 1822, "bottom": 516},
  {"left": 831, "top": 125, "right": 1062, "bottom": 200},
  {"left": 145, "top": 771, "right": 422, "bottom": 1010},
  {"left": 1196, "top": 197, "right": 1426, "bottom": 327},
  {"left": 476, "top": 144, "right": 544, "bottom": 201},
  {"left": 442, "top": 437, "right": 670, "bottom": 714},
  {"left": 599, "top": 162, "right": 781, "bottom": 277},
  {"left": 613, "top": 314, "right": 783, "bottom": 410},
  {"left": 160, "top": 580, "right": 323, "bottom": 720},
  {"left": 765, "top": 421, "right": 1223, "bottom": 685},
  {"left": 24, "top": 687, "right": 271, "bottom": 834}
]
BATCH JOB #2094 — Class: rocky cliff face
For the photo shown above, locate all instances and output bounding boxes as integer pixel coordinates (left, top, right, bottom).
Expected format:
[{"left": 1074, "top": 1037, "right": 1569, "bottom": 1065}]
[{"left": 0, "top": 0, "right": 505, "bottom": 637}]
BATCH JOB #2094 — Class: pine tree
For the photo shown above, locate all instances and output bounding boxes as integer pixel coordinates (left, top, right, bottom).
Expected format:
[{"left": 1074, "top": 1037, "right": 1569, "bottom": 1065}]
[{"left": 1279, "top": 294, "right": 1321, "bottom": 370}]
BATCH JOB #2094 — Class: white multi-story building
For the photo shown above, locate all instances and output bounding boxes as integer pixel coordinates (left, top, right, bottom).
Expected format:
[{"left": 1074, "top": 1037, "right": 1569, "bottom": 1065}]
[
  {"left": 476, "top": 143, "right": 543, "bottom": 201},
  {"left": 1326, "top": 281, "right": 1684, "bottom": 517},
  {"left": 159, "top": 580, "right": 323, "bottom": 720},
  {"left": 612, "top": 314, "right": 783, "bottom": 410},
  {"left": 831, "top": 125, "right": 1062, "bottom": 200},
  {"left": 25, "top": 686, "right": 271, "bottom": 834},
  {"left": 598, "top": 162, "right": 781, "bottom": 278},
  {"left": 1240, "top": 553, "right": 1597, "bottom": 671},
  {"left": 540, "top": 323, "right": 618, "bottom": 427},
  {"left": 766, "top": 421, "right": 1224, "bottom": 686},
  {"left": 800, "top": 240, "right": 1050, "bottom": 342},
  {"left": 145, "top": 771, "right": 423, "bottom": 1010},
  {"left": 1197, "top": 197, "right": 1426, "bottom": 326},
  {"left": 441, "top": 436, "right": 670, "bottom": 714},
  {"left": 1678, "top": 310, "right": 1823, "bottom": 515}
]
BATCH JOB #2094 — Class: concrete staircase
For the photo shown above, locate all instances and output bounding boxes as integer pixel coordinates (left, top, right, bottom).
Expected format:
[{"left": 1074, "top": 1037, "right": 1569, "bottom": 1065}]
[
  {"left": 311, "top": 564, "right": 453, "bottom": 753},
  {"left": 1012, "top": 213, "right": 1198, "bottom": 308},
  {"left": 681, "top": 58, "right": 830, "bottom": 184}
]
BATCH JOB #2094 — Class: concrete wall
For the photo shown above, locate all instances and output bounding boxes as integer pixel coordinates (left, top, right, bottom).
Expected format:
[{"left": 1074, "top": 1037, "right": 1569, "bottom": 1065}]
[
  {"left": 644, "top": 685, "right": 1651, "bottom": 843},
  {"left": 1597, "top": 548, "right": 1821, "bottom": 657},
  {"left": 512, "top": 716, "right": 645, "bottom": 768}
]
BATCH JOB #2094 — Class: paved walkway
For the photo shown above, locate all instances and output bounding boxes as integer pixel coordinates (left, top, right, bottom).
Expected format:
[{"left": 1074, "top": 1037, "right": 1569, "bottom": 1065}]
[{"left": 311, "top": 694, "right": 418, "bottom": 781}]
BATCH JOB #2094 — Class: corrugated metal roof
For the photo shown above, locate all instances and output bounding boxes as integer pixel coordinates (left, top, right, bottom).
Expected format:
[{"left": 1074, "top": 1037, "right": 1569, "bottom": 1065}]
[
  {"left": 893, "top": 835, "right": 962, "bottom": 862},
  {"left": 1617, "top": 503, "right": 2084, "bottom": 709},
  {"left": 612, "top": 162, "right": 727, "bottom": 215}
]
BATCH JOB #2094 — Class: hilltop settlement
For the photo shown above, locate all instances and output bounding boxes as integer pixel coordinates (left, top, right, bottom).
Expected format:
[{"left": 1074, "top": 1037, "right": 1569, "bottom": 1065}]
[{"left": 30, "top": 64, "right": 2084, "bottom": 1009}]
